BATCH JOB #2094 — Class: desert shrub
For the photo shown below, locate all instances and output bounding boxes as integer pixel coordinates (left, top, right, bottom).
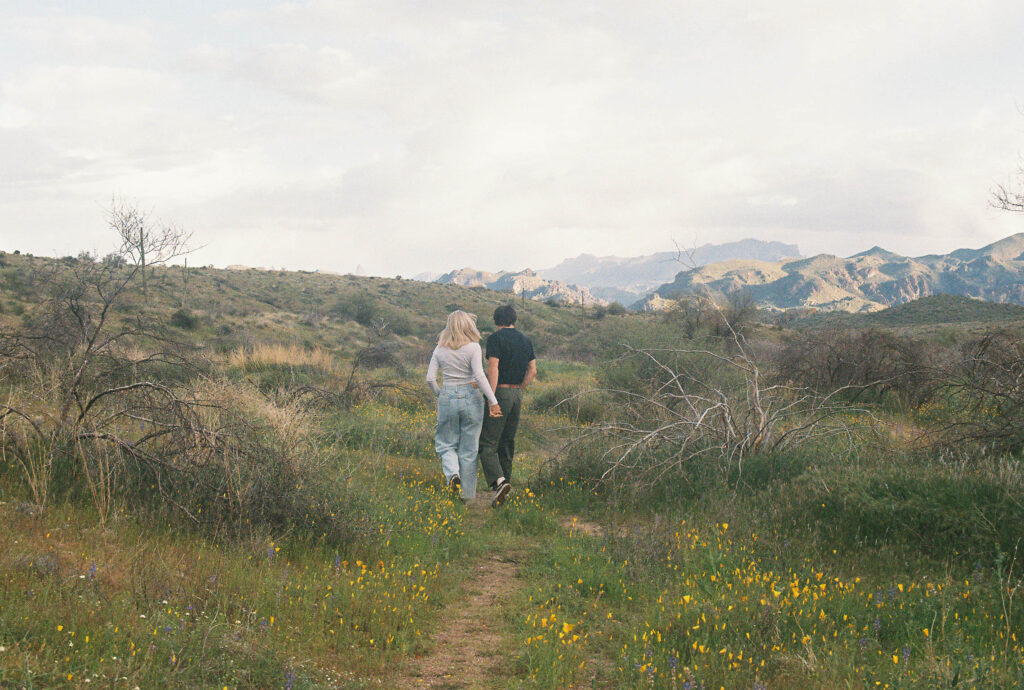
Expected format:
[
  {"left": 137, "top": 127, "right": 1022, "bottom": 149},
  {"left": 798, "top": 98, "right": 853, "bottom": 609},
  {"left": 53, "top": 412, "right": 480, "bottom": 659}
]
[
  {"left": 170, "top": 308, "right": 197, "bottom": 329},
  {"left": 657, "top": 294, "right": 760, "bottom": 340},
  {"left": 550, "top": 322, "right": 870, "bottom": 496},
  {"left": 148, "top": 379, "right": 353, "bottom": 540},
  {"left": 384, "top": 308, "right": 413, "bottom": 336},
  {"left": 606, "top": 302, "right": 627, "bottom": 316},
  {"left": 940, "top": 330, "right": 1024, "bottom": 453},
  {"left": 0, "top": 210, "right": 355, "bottom": 540},
  {"left": 337, "top": 292, "right": 378, "bottom": 326},
  {"left": 774, "top": 327, "right": 939, "bottom": 407}
]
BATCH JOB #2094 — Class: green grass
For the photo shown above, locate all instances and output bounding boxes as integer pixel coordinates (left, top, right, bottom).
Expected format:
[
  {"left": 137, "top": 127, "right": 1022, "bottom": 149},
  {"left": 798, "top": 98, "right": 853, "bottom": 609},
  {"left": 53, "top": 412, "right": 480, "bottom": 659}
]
[
  {"left": 5, "top": 248, "right": 1024, "bottom": 687},
  {"left": 0, "top": 438, "right": 472, "bottom": 688},
  {"left": 508, "top": 459, "right": 1024, "bottom": 688}
]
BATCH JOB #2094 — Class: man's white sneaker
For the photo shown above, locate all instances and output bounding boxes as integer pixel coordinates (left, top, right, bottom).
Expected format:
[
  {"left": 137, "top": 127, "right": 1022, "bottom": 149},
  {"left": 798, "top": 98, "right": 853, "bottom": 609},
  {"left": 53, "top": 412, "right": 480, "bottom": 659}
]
[{"left": 491, "top": 479, "right": 511, "bottom": 508}]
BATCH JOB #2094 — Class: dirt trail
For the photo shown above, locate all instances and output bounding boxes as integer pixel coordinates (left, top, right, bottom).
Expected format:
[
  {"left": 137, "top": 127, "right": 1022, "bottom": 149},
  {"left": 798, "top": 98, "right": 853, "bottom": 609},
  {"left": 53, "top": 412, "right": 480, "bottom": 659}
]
[{"left": 394, "top": 499, "right": 520, "bottom": 689}]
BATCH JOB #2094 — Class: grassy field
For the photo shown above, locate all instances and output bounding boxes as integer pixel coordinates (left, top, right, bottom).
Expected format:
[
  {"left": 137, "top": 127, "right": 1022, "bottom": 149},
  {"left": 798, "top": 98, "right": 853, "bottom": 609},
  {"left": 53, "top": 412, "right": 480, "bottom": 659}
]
[{"left": 2, "top": 250, "right": 1024, "bottom": 688}]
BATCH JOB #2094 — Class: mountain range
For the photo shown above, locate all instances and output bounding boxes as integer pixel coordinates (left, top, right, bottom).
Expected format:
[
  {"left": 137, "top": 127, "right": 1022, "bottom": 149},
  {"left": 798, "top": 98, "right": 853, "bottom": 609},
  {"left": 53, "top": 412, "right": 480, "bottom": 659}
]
[
  {"left": 538, "top": 239, "right": 801, "bottom": 303},
  {"left": 638, "top": 233, "right": 1024, "bottom": 312},
  {"left": 428, "top": 239, "right": 800, "bottom": 306},
  {"left": 435, "top": 268, "right": 604, "bottom": 305}
]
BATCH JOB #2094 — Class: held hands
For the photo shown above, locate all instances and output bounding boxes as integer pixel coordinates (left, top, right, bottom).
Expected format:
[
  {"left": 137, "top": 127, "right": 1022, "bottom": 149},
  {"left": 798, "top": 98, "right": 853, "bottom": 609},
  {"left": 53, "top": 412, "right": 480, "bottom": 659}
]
[{"left": 488, "top": 403, "right": 503, "bottom": 418}]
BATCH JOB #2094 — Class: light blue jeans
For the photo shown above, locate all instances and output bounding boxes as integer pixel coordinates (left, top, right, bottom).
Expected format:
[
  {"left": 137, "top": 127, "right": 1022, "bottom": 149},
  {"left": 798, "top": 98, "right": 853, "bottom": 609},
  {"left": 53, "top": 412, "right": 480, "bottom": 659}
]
[{"left": 435, "top": 384, "right": 484, "bottom": 499}]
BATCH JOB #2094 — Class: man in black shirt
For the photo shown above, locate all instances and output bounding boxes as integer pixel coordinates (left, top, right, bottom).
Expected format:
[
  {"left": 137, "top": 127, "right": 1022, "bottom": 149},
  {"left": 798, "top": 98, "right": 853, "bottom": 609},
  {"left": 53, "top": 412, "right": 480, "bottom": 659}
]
[{"left": 479, "top": 304, "right": 536, "bottom": 507}]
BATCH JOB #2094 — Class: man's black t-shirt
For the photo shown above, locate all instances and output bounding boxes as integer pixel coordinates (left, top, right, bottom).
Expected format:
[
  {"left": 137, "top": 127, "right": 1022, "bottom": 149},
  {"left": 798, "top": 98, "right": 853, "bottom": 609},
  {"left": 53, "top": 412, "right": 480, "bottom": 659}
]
[{"left": 485, "top": 327, "right": 535, "bottom": 385}]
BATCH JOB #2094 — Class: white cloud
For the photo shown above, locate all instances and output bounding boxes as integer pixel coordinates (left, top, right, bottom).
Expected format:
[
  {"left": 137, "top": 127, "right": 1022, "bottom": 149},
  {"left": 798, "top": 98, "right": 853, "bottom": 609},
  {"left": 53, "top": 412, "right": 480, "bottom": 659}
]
[
  {"left": 8, "top": 13, "right": 156, "bottom": 63},
  {"left": 1, "top": 1, "right": 1023, "bottom": 275}
]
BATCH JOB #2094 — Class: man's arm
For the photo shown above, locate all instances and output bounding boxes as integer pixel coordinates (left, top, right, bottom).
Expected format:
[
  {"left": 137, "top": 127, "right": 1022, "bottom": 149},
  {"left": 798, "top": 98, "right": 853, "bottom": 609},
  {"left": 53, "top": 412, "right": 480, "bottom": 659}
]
[
  {"left": 521, "top": 359, "right": 537, "bottom": 388},
  {"left": 487, "top": 356, "right": 500, "bottom": 394}
]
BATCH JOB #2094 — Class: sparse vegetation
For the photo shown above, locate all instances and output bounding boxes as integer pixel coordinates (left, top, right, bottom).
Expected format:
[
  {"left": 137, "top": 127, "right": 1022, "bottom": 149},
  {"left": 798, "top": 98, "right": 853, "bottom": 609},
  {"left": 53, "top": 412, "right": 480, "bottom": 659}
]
[{"left": 3, "top": 236, "right": 1024, "bottom": 688}]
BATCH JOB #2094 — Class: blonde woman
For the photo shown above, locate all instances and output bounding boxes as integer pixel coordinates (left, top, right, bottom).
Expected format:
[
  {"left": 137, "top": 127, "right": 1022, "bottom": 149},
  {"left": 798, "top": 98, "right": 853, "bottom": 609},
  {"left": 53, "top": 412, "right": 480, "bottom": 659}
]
[{"left": 426, "top": 311, "right": 502, "bottom": 500}]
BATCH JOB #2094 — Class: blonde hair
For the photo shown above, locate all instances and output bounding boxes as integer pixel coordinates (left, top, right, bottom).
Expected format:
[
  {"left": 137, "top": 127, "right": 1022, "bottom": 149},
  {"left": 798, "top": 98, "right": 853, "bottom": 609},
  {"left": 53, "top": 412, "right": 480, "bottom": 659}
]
[{"left": 438, "top": 310, "right": 481, "bottom": 349}]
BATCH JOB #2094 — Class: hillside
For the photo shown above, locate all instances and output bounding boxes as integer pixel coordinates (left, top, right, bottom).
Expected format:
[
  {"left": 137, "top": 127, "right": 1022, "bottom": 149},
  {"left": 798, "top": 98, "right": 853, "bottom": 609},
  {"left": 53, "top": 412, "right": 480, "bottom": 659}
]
[
  {"left": 792, "top": 294, "right": 1024, "bottom": 331},
  {"left": 640, "top": 233, "right": 1024, "bottom": 312},
  {"left": 436, "top": 267, "right": 603, "bottom": 305},
  {"left": 538, "top": 239, "right": 801, "bottom": 303},
  {"left": 0, "top": 251, "right": 590, "bottom": 358}
]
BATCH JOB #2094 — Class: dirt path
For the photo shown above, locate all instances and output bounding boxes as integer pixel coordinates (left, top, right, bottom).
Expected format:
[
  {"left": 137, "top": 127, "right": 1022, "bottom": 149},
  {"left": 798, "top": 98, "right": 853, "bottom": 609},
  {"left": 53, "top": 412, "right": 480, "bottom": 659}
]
[{"left": 394, "top": 500, "right": 521, "bottom": 689}]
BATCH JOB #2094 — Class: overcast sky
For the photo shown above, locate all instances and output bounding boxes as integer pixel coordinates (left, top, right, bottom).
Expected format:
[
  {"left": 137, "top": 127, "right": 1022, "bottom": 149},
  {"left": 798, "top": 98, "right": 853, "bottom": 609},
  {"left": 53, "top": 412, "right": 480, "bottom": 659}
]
[{"left": 2, "top": 1, "right": 1024, "bottom": 276}]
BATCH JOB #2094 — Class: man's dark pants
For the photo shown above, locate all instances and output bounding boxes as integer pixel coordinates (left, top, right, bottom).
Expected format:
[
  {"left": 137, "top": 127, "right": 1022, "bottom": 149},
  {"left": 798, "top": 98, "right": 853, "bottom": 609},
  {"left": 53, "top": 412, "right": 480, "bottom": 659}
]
[{"left": 479, "top": 387, "right": 522, "bottom": 488}]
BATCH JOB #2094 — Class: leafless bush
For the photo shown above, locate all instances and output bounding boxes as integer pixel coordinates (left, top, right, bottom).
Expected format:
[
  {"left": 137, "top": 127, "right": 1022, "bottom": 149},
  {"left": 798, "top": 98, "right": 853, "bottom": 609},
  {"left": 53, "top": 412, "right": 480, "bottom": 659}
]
[
  {"left": 994, "top": 154, "right": 1024, "bottom": 213},
  {"left": 773, "top": 328, "right": 939, "bottom": 407},
  {"left": 581, "top": 322, "right": 872, "bottom": 486},
  {"left": 0, "top": 228, "right": 203, "bottom": 511},
  {"left": 939, "top": 331, "right": 1024, "bottom": 452},
  {"left": 109, "top": 198, "right": 192, "bottom": 304}
]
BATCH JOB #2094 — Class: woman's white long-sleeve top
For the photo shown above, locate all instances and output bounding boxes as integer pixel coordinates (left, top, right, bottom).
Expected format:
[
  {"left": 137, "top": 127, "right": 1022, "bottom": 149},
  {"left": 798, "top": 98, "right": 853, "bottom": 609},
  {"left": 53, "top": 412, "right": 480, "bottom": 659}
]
[{"left": 425, "top": 342, "right": 499, "bottom": 406}]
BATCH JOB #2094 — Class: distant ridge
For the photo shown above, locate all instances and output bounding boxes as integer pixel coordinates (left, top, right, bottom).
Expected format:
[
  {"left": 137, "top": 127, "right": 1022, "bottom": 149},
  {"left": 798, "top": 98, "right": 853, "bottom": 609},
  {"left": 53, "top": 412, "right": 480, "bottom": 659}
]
[
  {"left": 435, "top": 268, "right": 604, "bottom": 305},
  {"left": 638, "top": 233, "right": 1024, "bottom": 313},
  {"left": 538, "top": 239, "right": 801, "bottom": 303},
  {"left": 864, "top": 294, "right": 1024, "bottom": 325},
  {"left": 799, "top": 294, "right": 1024, "bottom": 328}
]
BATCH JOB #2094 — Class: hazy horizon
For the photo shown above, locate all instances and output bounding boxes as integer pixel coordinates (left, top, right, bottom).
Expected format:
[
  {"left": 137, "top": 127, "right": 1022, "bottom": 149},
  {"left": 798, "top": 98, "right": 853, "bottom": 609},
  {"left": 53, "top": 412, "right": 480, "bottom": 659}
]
[{"left": 2, "top": 1, "right": 1023, "bottom": 277}]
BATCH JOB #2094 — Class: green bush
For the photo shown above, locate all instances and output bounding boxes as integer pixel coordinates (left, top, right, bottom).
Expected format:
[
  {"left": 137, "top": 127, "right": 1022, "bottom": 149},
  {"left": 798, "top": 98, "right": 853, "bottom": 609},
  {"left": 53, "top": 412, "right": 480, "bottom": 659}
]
[{"left": 170, "top": 308, "right": 198, "bottom": 329}]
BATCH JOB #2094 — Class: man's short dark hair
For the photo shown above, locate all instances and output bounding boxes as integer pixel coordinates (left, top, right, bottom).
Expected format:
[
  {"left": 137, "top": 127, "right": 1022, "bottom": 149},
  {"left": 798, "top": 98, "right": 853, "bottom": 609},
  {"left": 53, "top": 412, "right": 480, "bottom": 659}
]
[{"left": 493, "top": 304, "right": 517, "bottom": 327}]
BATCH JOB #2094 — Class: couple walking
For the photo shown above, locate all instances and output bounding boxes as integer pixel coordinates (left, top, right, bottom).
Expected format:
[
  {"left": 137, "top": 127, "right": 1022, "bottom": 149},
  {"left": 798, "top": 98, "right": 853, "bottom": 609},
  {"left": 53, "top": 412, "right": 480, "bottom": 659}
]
[{"left": 426, "top": 304, "right": 536, "bottom": 507}]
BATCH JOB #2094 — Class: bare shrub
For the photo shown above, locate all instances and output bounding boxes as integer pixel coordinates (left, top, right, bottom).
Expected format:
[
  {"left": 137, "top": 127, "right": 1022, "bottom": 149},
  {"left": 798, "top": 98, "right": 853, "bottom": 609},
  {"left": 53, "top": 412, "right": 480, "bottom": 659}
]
[
  {"left": 150, "top": 378, "right": 342, "bottom": 537},
  {"left": 580, "top": 325, "right": 871, "bottom": 486},
  {"left": 940, "top": 330, "right": 1024, "bottom": 452},
  {"left": 0, "top": 237, "right": 204, "bottom": 511},
  {"left": 774, "top": 328, "right": 938, "bottom": 407},
  {"left": 109, "top": 198, "right": 192, "bottom": 304}
]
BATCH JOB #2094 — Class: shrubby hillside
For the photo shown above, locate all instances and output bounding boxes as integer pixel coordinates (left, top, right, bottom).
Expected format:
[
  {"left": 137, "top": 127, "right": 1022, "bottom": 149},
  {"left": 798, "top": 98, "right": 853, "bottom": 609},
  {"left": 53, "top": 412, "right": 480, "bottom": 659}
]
[{"left": 0, "top": 250, "right": 594, "bottom": 359}]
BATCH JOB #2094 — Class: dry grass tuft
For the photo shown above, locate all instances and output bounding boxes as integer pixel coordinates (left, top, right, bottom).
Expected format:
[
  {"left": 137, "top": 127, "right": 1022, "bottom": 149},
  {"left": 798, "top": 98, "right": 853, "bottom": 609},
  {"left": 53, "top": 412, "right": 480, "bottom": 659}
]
[{"left": 228, "top": 344, "right": 338, "bottom": 374}]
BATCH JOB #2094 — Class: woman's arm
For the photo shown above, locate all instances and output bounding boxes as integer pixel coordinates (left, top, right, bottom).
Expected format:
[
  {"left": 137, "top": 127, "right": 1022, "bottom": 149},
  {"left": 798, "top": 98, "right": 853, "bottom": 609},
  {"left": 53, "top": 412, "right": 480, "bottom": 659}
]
[
  {"left": 470, "top": 344, "right": 499, "bottom": 407},
  {"left": 426, "top": 349, "right": 441, "bottom": 397}
]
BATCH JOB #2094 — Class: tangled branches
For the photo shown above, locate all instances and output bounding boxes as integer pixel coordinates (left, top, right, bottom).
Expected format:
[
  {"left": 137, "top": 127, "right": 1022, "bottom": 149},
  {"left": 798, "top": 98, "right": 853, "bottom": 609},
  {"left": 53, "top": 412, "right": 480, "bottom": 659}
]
[{"left": 585, "top": 340, "right": 871, "bottom": 485}]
